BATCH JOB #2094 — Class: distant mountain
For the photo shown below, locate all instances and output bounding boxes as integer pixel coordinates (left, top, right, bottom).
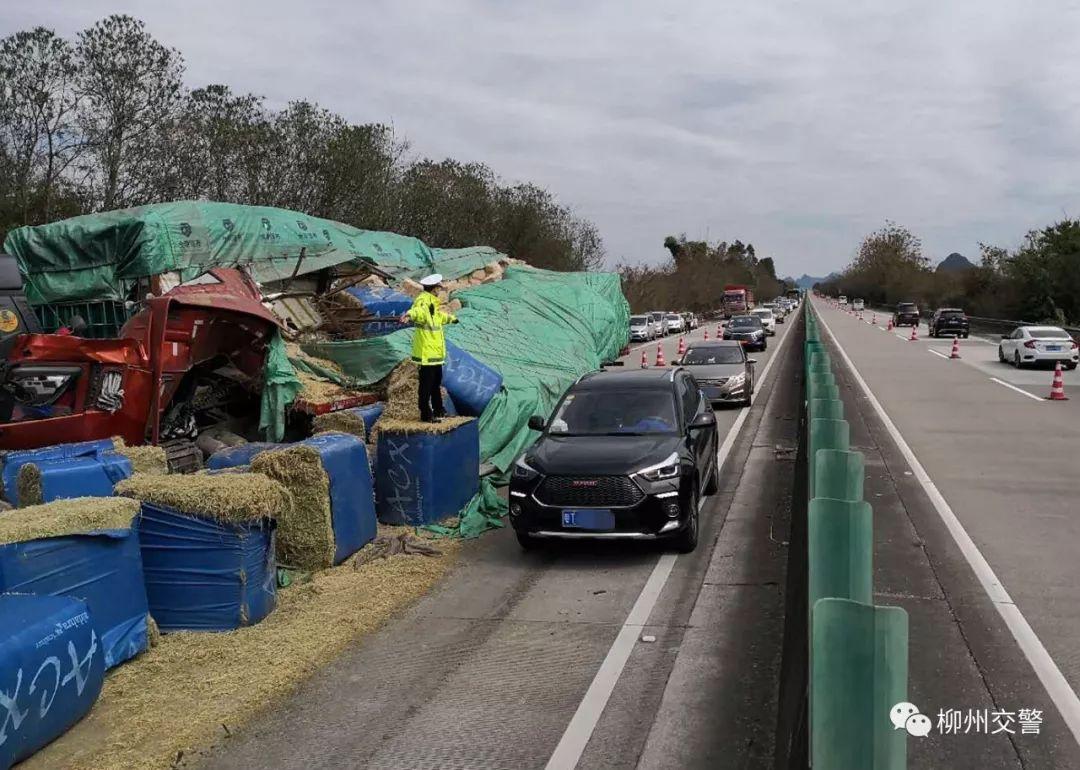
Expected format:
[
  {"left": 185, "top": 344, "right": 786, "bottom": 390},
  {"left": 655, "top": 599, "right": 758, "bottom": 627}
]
[
  {"left": 937, "top": 252, "right": 974, "bottom": 272},
  {"left": 794, "top": 272, "right": 840, "bottom": 289}
]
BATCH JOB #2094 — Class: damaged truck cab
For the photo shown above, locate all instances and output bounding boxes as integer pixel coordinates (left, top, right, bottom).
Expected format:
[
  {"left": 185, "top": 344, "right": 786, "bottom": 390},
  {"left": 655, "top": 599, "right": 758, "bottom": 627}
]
[{"left": 0, "top": 268, "right": 279, "bottom": 457}]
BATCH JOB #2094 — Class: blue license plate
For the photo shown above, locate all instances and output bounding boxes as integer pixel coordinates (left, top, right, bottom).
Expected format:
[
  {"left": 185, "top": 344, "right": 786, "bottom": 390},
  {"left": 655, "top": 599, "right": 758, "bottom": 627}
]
[
  {"left": 562, "top": 509, "right": 615, "bottom": 530},
  {"left": 1047, "top": 345, "right": 1061, "bottom": 352}
]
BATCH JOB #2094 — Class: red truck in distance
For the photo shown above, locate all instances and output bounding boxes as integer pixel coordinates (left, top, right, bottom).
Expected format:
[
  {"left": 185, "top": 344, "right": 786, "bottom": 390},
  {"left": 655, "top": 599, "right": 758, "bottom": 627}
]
[{"left": 722, "top": 285, "right": 755, "bottom": 319}]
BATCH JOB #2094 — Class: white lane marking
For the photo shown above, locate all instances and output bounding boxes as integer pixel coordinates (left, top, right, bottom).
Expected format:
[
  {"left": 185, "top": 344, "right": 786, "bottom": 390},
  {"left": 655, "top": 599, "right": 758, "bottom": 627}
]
[
  {"left": 813, "top": 302, "right": 1080, "bottom": 749},
  {"left": 928, "top": 349, "right": 949, "bottom": 360},
  {"left": 547, "top": 317, "right": 796, "bottom": 770},
  {"left": 989, "top": 377, "right": 1045, "bottom": 402},
  {"left": 894, "top": 333, "right": 909, "bottom": 341}
]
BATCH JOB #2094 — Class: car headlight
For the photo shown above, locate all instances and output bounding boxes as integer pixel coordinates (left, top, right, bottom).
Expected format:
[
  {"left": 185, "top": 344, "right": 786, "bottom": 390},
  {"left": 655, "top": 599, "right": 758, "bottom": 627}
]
[
  {"left": 512, "top": 457, "right": 540, "bottom": 481},
  {"left": 727, "top": 373, "right": 745, "bottom": 387},
  {"left": 634, "top": 451, "right": 681, "bottom": 482}
]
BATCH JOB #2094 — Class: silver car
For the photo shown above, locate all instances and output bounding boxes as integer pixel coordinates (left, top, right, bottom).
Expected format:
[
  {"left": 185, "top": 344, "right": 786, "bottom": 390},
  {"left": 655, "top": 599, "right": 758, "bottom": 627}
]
[
  {"left": 629, "top": 314, "right": 656, "bottom": 342},
  {"left": 649, "top": 311, "right": 668, "bottom": 336},
  {"left": 678, "top": 340, "right": 756, "bottom": 407}
]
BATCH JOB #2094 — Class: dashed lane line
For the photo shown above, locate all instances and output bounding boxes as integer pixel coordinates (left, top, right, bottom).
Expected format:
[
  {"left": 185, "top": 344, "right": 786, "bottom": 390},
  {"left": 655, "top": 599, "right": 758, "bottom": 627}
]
[{"left": 989, "top": 377, "right": 1045, "bottom": 402}]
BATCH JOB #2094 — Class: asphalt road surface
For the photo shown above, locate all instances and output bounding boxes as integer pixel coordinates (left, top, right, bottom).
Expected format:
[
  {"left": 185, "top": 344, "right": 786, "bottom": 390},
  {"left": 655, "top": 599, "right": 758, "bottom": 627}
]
[
  {"left": 813, "top": 297, "right": 1080, "bottom": 768},
  {"left": 199, "top": 317, "right": 801, "bottom": 770}
]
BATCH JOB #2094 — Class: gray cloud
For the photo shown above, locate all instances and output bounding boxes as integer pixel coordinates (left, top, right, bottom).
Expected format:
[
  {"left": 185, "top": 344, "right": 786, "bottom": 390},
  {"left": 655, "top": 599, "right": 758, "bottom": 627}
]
[{"left": 5, "top": 0, "right": 1080, "bottom": 275}]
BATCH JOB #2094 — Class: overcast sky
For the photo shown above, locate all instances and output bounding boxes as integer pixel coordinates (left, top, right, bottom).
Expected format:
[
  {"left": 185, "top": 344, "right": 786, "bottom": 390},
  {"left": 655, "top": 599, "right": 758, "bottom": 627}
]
[{"left": 5, "top": 1, "right": 1080, "bottom": 277}]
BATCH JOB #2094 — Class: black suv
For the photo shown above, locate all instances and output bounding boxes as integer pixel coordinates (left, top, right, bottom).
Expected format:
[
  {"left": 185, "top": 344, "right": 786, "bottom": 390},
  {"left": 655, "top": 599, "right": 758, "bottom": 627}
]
[
  {"left": 510, "top": 368, "right": 719, "bottom": 552},
  {"left": 722, "top": 315, "right": 767, "bottom": 351},
  {"left": 893, "top": 302, "right": 920, "bottom": 327},
  {"left": 928, "top": 308, "right": 970, "bottom": 338}
]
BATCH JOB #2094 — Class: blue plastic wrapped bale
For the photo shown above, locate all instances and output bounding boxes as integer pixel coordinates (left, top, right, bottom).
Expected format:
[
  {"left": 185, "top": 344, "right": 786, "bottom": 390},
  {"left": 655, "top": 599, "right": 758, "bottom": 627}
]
[
  {"left": 2, "top": 439, "right": 117, "bottom": 506},
  {"left": 345, "top": 285, "right": 412, "bottom": 317},
  {"left": 206, "top": 443, "right": 286, "bottom": 470},
  {"left": 15, "top": 452, "right": 132, "bottom": 507},
  {"left": 442, "top": 342, "right": 503, "bottom": 416},
  {"left": 135, "top": 503, "right": 277, "bottom": 631},
  {"left": 352, "top": 403, "right": 384, "bottom": 442},
  {"left": 376, "top": 419, "right": 480, "bottom": 525},
  {"left": 299, "top": 433, "right": 376, "bottom": 563},
  {"left": 0, "top": 498, "right": 149, "bottom": 670},
  {"left": 0, "top": 594, "right": 105, "bottom": 770},
  {"left": 360, "top": 319, "right": 408, "bottom": 337}
]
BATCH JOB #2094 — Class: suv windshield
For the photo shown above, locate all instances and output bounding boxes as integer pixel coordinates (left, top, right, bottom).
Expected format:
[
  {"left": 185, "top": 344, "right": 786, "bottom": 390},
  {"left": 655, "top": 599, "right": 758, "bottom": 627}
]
[
  {"left": 940, "top": 310, "right": 964, "bottom": 318},
  {"left": 752, "top": 309, "right": 773, "bottom": 318},
  {"left": 728, "top": 316, "right": 763, "bottom": 329},
  {"left": 548, "top": 388, "right": 678, "bottom": 435},
  {"left": 683, "top": 347, "right": 744, "bottom": 365},
  {"left": 630, "top": 316, "right": 647, "bottom": 325},
  {"left": 897, "top": 303, "right": 917, "bottom": 311},
  {"left": 666, "top": 314, "right": 681, "bottom": 322}
]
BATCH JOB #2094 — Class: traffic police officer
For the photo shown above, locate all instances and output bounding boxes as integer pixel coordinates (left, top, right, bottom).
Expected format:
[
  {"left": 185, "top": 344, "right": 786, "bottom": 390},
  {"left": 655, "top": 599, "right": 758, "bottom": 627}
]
[{"left": 399, "top": 273, "right": 458, "bottom": 422}]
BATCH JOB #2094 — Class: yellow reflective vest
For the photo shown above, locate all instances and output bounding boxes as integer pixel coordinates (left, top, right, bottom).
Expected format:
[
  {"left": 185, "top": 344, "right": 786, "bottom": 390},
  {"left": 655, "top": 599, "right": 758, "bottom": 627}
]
[{"left": 407, "top": 291, "right": 455, "bottom": 365}]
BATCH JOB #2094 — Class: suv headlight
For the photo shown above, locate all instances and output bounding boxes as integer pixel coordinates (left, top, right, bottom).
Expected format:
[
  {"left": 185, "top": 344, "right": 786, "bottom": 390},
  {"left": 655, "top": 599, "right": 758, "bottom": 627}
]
[
  {"left": 726, "top": 373, "right": 745, "bottom": 387},
  {"left": 512, "top": 457, "right": 540, "bottom": 481},
  {"left": 634, "top": 451, "right": 680, "bottom": 482}
]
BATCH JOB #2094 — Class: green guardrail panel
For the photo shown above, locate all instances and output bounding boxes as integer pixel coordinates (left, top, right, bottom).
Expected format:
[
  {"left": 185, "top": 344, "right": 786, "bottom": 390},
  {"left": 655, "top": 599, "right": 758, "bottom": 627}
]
[
  {"left": 811, "top": 598, "right": 909, "bottom": 770},
  {"left": 811, "top": 382, "right": 841, "bottom": 403},
  {"left": 810, "top": 397, "right": 844, "bottom": 421},
  {"left": 809, "top": 418, "right": 850, "bottom": 499},
  {"left": 808, "top": 371, "right": 835, "bottom": 389},
  {"left": 814, "top": 448, "right": 864, "bottom": 501},
  {"left": 809, "top": 498, "right": 873, "bottom": 607}
]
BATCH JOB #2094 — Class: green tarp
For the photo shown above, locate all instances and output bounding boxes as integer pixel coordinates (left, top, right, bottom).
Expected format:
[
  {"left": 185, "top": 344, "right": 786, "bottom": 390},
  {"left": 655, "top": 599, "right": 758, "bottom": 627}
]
[
  {"left": 3, "top": 201, "right": 497, "bottom": 306},
  {"left": 304, "top": 266, "right": 630, "bottom": 535}
]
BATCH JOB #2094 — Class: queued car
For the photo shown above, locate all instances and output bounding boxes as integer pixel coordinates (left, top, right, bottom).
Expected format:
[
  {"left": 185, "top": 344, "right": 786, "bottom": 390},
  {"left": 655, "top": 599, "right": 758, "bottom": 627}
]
[
  {"left": 852, "top": 299, "right": 865, "bottom": 312},
  {"left": 998, "top": 326, "right": 1079, "bottom": 370},
  {"left": 648, "top": 311, "right": 668, "bottom": 336},
  {"left": 751, "top": 307, "right": 777, "bottom": 336},
  {"left": 678, "top": 340, "right": 755, "bottom": 407},
  {"left": 665, "top": 312, "right": 686, "bottom": 334},
  {"left": 838, "top": 295, "right": 849, "bottom": 307},
  {"left": 629, "top": 314, "right": 657, "bottom": 342},
  {"left": 893, "top": 302, "right": 920, "bottom": 327},
  {"left": 722, "top": 315, "right": 768, "bottom": 351},
  {"left": 510, "top": 368, "right": 720, "bottom": 552},
  {"left": 928, "top": 308, "right": 970, "bottom": 338}
]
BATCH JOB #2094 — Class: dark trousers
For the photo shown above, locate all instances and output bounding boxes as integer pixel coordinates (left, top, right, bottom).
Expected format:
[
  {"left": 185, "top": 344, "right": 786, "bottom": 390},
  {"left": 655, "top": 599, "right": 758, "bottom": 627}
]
[{"left": 417, "top": 364, "right": 445, "bottom": 421}]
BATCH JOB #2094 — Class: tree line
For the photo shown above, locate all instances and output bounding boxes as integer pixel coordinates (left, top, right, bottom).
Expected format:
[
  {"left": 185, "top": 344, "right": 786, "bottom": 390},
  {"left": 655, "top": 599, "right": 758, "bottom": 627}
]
[
  {"left": 0, "top": 15, "right": 604, "bottom": 272},
  {"left": 618, "top": 235, "right": 790, "bottom": 314},
  {"left": 818, "top": 220, "right": 1080, "bottom": 325}
]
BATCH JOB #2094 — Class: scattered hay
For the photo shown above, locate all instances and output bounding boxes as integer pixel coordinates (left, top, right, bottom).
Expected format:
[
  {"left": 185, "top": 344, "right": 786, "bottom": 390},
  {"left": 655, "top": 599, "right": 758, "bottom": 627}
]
[
  {"left": 250, "top": 446, "right": 335, "bottom": 570},
  {"left": 377, "top": 416, "right": 474, "bottom": 436},
  {"left": 115, "top": 473, "right": 290, "bottom": 525},
  {"left": 381, "top": 360, "right": 421, "bottom": 422},
  {"left": 16, "top": 463, "right": 43, "bottom": 507},
  {"left": 285, "top": 343, "right": 347, "bottom": 380},
  {"left": 296, "top": 370, "right": 349, "bottom": 403},
  {"left": 147, "top": 614, "right": 161, "bottom": 648},
  {"left": 0, "top": 497, "right": 140, "bottom": 545},
  {"left": 115, "top": 445, "right": 169, "bottom": 475},
  {"left": 312, "top": 409, "right": 366, "bottom": 441},
  {"left": 351, "top": 532, "right": 442, "bottom": 567},
  {"left": 18, "top": 529, "right": 462, "bottom": 770}
]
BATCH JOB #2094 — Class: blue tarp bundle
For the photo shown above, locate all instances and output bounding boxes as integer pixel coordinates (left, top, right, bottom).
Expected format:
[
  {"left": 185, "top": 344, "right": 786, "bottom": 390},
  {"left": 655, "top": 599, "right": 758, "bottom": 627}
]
[
  {"left": 345, "top": 285, "right": 412, "bottom": 316},
  {"left": 376, "top": 420, "right": 480, "bottom": 525},
  {"left": 350, "top": 402, "right": 385, "bottom": 441},
  {"left": 442, "top": 342, "right": 503, "bottom": 416},
  {"left": 17, "top": 453, "right": 131, "bottom": 507},
  {"left": 0, "top": 529, "right": 148, "bottom": 669},
  {"left": 204, "top": 434, "right": 377, "bottom": 564},
  {"left": 1, "top": 439, "right": 118, "bottom": 506},
  {"left": 206, "top": 443, "right": 285, "bottom": 471},
  {"left": 135, "top": 503, "right": 277, "bottom": 631},
  {"left": 300, "top": 433, "right": 377, "bottom": 563},
  {"left": 0, "top": 594, "right": 105, "bottom": 770}
]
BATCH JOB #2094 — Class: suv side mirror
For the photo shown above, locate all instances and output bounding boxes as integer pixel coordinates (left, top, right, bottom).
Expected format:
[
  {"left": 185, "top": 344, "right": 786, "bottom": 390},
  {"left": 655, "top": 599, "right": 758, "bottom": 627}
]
[
  {"left": 527, "top": 415, "right": 546, "bottom": 431},
  {"left": 689, "top": 412, "right": 716, "bottom": 430},
  {"left": 746, "top": 358, "right": 757, "bottom": 365}
]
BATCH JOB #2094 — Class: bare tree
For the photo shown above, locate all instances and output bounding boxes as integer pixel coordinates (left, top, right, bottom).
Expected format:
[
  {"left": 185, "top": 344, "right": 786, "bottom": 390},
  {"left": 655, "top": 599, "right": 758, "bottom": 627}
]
[{"left": 75, "top": 14, "right": 183, "bottom": 209}]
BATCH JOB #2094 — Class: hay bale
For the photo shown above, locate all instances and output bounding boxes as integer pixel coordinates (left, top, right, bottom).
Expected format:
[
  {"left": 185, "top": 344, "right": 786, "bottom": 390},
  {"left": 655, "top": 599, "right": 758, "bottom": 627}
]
[
  {"left": 470, "top": 269, "right": 486, "bottom": 280},
  {"left": 0, "top": 496, "right": 140, "bottom": 544},
  {"left": 296, "top": 370, "right": 349, "bottom": 403},
  {"left": 446, "top": 299, "right": 463, "bottom": 313},
  {"left": 376, "top": 416, "right": 473, "bottom": 436},
  {"left": 250, "top": 446, "right": 335, "bottom": 570},
  {"left": 360, "top": 274, "right": 388, "bottom": 288},
  {"left": 16, "top": 463, "right": 44, "bottom": 507},
  {"left": 115, "top": 472, "right": 291, "bottom": 525},
  {"left": 312, "top": 410, "right": 366, "bottom": 441},
  {"left": 381, "top": 360, "right": 422, "bottom": 422},
  {"left": 116, "top": 445, "right": 169, "bottom": 475},
  {"left": 400, "top": 278, "right": 423, "bottom": 297}
]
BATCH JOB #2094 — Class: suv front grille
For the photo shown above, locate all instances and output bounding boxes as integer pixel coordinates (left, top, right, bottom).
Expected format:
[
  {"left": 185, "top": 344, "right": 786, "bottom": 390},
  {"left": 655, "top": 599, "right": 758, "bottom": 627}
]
[{"left": 535, "top": 475, "right": 645, "bottom": 507}]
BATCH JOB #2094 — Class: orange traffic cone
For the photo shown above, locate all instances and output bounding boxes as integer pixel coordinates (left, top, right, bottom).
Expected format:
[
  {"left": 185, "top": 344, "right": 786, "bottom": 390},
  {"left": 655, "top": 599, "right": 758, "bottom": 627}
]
[
  {"left": 703, "top": 328, "right": 709, "bottom": 341},
  {"left": 871, "top": 312, "right": 877, "bottom": 325},
  {"left": 716, "top": 324, "right": 722, "bottom": 338},
  {"left": 1048, "top": 362, "right": 1068, "bottom": 400},
  {"left": 887, "top": 318, "right": 893, "bottom": 330},
  {"left": 655, "top": 343, "right": 666, "bottom": 367},
  {"left": 950, "top": 337, "right": 960, "bottom": 359},
  {"left": 677, "top": 336, "right": 686, "bottom": 356},
  {"left": 909, "top": 325, "right": 918, "bottom": 341},
  {"left": 640, "top": 349, "right": 649, "bottom": 368}
]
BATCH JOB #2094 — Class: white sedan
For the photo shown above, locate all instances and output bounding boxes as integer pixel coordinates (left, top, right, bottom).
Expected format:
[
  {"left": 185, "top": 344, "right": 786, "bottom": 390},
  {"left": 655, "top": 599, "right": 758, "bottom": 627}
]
[
  {"left": 751, "top": 308, "right": 777, "bottom": 336},
  {"left": 998, "top": 326, "right": 1079, "bottom": 369}
]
